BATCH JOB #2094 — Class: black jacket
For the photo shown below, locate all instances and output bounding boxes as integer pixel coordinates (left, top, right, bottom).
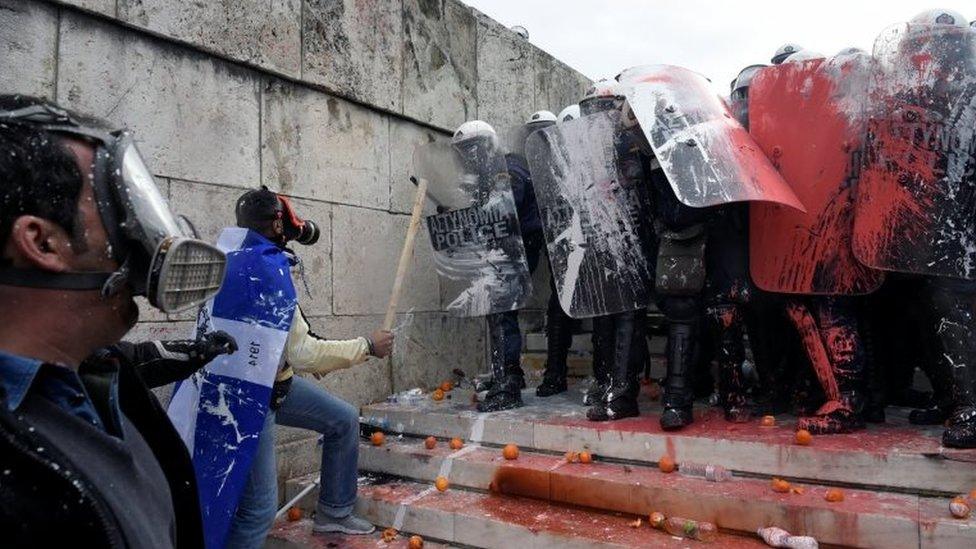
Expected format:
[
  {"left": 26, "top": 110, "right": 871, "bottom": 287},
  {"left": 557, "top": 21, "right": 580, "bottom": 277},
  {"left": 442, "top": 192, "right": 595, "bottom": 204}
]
[{"left": 0, "top": 353, "right": 204, "bottom": 548}]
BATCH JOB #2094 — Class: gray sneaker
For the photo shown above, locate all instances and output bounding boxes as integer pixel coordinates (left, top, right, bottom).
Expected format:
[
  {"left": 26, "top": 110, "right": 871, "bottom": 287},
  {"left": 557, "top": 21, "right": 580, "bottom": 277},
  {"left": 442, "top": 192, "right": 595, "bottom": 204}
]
[{"left": 312, "top": 511, "right": 376, "bottom": 535}]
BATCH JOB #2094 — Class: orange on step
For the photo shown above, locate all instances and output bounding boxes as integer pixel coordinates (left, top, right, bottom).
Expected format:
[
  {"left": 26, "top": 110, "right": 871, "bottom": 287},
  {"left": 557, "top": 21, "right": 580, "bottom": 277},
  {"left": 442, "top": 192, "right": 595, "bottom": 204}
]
[
  {"left": 579, "top": 451, "right": 593, "bottom": 464},
  {"left": 658, "top": 455, "right": 676, "bottom": 473},
  {"left": 440, "top": 380, "right": 454, "bottom": 392},
  {"left": 435, "top": 476, "right": 449, "bottom": 492},
  {"left": 771, "top": 478, "right": 791, "bottom": 493},
  {"left": 449, "top": 437, "right": 464, "bottom": 450},
  {"left": 408, "top": 535, "right": 424, "bottom": 549},
  {"left": 760, "top": 415, "right": 776, "bottom": 427},
  {"left": 286, "top": 507, "right": 302, "bottom": 521},
  {"left": 424, "top": 436, "right": 436, "bottom": 450},
  {"left": 825, "top": 488, "right": 845, "bottom": 502},
  {"left": 564, "top": 451, "right": 579, "bottom": 463},
  {"left": 794, "top": 429, "right": 813, "bottom": 446},
  {"left": 649, "top": 511, "right": 665, "bottom": 529},
  {"left": 371, "top": 431, "right": 385, "bottom": 446},
  {"left": 381, "top": 527, "right": 398, "bottom": 542},
  {"left": 950, "top": 496, "right": 971, "bottom": 519},
  {"left": 432, "top": 389, "right": 445, "bottom": 401},
  {"left": 502, "top": 444, "right": 520, "bottom": 460}
]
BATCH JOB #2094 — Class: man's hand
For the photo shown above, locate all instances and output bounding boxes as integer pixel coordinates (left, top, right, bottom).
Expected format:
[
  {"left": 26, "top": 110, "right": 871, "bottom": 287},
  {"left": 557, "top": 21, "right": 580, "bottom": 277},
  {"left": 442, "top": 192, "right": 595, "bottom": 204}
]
[
  {"left": 194, "top": 330, "right": 239, "bottom": 363},
  {"left": 369, "top": 330, "right": 394, "bottom": 358}
]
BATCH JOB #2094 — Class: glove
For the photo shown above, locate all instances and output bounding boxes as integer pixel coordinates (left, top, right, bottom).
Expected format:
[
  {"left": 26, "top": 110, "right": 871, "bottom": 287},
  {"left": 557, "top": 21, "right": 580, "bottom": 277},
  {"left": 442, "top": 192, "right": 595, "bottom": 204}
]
[{"left": 193, "top": 330, "right": 238, "bottom": 363}]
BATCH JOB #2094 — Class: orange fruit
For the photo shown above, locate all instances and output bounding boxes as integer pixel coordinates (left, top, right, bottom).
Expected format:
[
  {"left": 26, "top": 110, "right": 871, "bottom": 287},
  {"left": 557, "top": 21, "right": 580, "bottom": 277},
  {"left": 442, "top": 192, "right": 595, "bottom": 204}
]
[
  {"left": 449, "top": 437, "right": 464, "bottom": 450},
  {"left": 432, "top": 389, "right": 445, "bottom": 401},
  {"left": 286, "top": 506, "right": 302, "bottom": 521},
  {"left": 771, "top": 478, "right": 791, "bottom": 493},
  {"left": 371, "top": 431, "right": 385, "bottom": 446},
  {"left": 381, "top": 527, "right": 398, "bottom": 542},
  {"left": 760, "top": 415, "right": 776, "bottom": 427},
  {"left": 649, "top": 511, "right": 665, "bottom": 529},
  {"left": 408, "top": 535, "right": 424, "bottom": 549},
  {"left": 502, "top": 444, "right": 520, "bottom": 460},
  {"left": 951, "top": 496, "right": 971, "bottom": 519},
  {"left": 795, "top": 429, "right": 813, "bottom": 446},
  {"left": 564, "top": 451, "right": 579, "bottom": 463},
  {"left": 440, "top": 381, "right": 454, "bottom": 392},
  {"left": 579, "top": 451, "right": 593, "bottom": 464},
  {"left": 970, "top": 488, "right": 976, "bottom": 500},
  {"left": 435, "top": 476, "right": 449, "bottom": 492},
  {"left": 658, "top": 455, "right": 676, "bottom": 473},
  {"left": 825, "top": 488, "right": 845, "bottom": 502},
  {"left": 424, "top": 436, "right": 436, "bottom": 450}
]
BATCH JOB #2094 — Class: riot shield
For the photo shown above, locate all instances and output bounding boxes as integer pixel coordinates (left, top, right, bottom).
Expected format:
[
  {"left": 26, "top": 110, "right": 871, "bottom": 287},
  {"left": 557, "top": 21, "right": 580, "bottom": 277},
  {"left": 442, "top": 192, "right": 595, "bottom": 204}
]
[
  {"left": 749, "top": 54, "right": 886, "bottom": 295},
  {"left": 853, "top": 23, "right": 976, "bottom": 280},
  {"left": 412, "top": 142, "right": 532, "bottom": 317},
  {"left": 525, "top": 110, "right": 654, "bottom": 318},
  {"left": 624, "top": 64, "right": 804, "bottom": 210}
]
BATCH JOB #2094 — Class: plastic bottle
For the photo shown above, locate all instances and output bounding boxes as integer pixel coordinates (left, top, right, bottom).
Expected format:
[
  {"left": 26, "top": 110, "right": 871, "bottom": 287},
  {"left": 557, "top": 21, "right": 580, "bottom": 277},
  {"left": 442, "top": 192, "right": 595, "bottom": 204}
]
[
  {"left": 678, "top": 462, "right": 733, "bottom": 482},
  {"left": 757, "top": 527, "right": 819, "bottom": 549},
  {"left": 664, "top": 517, "right": 717, "bottom": 542}
]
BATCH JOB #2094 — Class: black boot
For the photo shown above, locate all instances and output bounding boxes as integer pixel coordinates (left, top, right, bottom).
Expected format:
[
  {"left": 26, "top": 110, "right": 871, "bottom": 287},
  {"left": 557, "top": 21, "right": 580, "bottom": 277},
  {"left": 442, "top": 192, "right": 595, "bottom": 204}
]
[
  {"left": 661, "top": 320, "right": 696, "bottom": 430},
  {"left": 587, "top": 312, "right": 642, "bottom": 421},
  {"left": 537, "top": 293, "right": 572, "bottom": 397},
  {"left": 860, "top": 310, "right": 887, "bottom": 424},
  {"left": 477, "top": 375, "right": 524, "bottom": 412},
  {"left": 584, "top": 315, "right": 614, "bottom": 406},
  {"left": 709, "top": 304, "right": 751, "bottom": 423},
  {"left": 927, "top": 279, "right": 976, "bottom": 448},
  {"left": 797, "top": 391, "right": 865, "bottom": 434}
]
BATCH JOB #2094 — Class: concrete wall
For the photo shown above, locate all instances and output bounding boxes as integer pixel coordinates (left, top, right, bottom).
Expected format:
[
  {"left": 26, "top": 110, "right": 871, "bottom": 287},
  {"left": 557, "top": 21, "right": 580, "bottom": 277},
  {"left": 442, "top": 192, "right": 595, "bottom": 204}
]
[{"left": 1, "top": 0, "right": 590, "bottom": 493}]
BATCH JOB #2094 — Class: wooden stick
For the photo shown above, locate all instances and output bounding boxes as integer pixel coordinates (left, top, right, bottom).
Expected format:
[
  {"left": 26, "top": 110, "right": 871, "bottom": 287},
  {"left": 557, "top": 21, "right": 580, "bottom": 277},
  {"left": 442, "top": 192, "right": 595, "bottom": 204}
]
[{"left": 383, "top": 177, "right": 428, "bottom": 331}]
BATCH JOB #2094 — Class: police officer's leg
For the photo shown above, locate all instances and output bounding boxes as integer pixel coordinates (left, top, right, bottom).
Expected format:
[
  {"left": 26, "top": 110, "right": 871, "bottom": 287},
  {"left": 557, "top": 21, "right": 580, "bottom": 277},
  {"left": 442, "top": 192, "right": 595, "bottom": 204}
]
[
  {"left": 538, "top": 274, "right": 572, "bottom": 397},
  {"left": 659, "top": 295, "right": 701, "bottom": 430},
  {"left": 587, "top": 310, "right": 644, "bottom": 421},
  {"left": 706, "top": 300, "right": 749, "bottom": 422},
  {"left": 585, "top": 314, "right": 615, "bottom": 406},
  {"left": 928, "top": 277, "right": 976, "bottom": 448},
  {"left": 477, "top": 313, "right": 524, "bottom": 412}
]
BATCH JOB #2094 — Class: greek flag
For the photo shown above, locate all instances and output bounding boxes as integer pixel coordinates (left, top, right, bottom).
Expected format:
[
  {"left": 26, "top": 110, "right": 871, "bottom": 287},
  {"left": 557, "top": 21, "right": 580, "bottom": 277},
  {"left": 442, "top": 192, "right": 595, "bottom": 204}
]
[{"left": 168, "top": 227, "right": 296, "bottom": 549}]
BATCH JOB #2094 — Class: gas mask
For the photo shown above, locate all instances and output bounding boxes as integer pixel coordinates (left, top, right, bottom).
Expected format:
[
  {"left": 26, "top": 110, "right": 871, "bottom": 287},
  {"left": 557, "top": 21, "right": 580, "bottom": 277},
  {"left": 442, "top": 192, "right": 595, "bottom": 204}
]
[
  {"left": 277, "top": 195, "right": 321, "bottom": 245},
  {"left": 0, "top": 104, "right": 226, "bottom": 314}
]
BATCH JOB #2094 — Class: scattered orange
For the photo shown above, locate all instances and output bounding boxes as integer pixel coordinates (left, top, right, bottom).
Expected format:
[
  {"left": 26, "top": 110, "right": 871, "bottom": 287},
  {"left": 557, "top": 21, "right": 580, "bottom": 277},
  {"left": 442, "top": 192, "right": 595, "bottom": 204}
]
[
  {"left": 950, "top": 496, "right": 971, "bottom": 519},
  {"left": 432, "top": 389, "right": 445, "bottom": 401},
  {"left": 502, "top": 444, "right": 520, "bottom": 460},
  {"left": 565, "top": 451, "right": 579, "bottom": 463},
  {"left": 825, "top": 488, "right": 845, "bottom": 502},
  {"left": 424, "top": 436, "right": 437, "bottom": 450},
  {"left": 795, "top": 429, "right": 813, "bottom": 446},
  {"left": 371, "top": 431, "right": 385, "bottom": 446},
  {"left": 439, "top": 380, "right": 454, "bottom": 392},
  {"left": 408, "top": 535, "right": 424, "bottom": 549},
  {"left": 760, "top": 415, "right": 776, "bottom": 427},
  {"left": 579, "top": 451, "right": 593, "bottom": 464},
  {"left": 649, "top": 511, "right": 665, "bottom": 529},
  {"left": 449, "top": 437, "right": 464, "bottom": 450},
  {"left": 381, "top": 527, "right": 398, "bottom": 542},
  {"left": 658, "top": 455, "right": 676, "bottom": 473},
  {"left": 970, "top": 488, "right": 976, "bottom": 500},
  {"left": 435, "top": 476, "right": 449, "bottom": 492},
  {"left": 286, "top": 506, "right": 302, "bottom": 521},
  {"left": 771, "top": 478, "right": 791, "bottom": 493}
]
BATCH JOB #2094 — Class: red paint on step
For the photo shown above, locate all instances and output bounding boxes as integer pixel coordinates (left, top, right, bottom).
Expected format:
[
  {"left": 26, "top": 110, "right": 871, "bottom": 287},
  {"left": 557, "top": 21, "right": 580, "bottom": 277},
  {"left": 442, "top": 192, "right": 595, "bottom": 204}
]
[{"left": 489, "top": 465, "right": 551, "bottom": 500}]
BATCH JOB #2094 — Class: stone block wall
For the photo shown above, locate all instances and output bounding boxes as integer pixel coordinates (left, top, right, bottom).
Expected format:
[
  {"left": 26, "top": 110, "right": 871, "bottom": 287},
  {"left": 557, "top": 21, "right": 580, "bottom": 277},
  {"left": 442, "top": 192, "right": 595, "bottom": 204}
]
[{"left": 1, "top": 0, "right": 590, "bottom": 494}]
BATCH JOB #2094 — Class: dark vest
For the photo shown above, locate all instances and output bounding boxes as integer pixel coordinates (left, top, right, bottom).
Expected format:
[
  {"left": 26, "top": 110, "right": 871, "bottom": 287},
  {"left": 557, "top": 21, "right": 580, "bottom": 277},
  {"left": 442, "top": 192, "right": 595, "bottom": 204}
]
[{"left": 21, "top": 393, "right": 177, "bottom": 549}]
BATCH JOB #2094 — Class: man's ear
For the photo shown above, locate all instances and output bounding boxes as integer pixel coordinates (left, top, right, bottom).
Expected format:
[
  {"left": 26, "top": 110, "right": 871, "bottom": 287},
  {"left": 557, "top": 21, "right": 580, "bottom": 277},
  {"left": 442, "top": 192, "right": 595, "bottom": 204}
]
[{"left": 5, "top": 215, "right": 76, "bottom": 272}]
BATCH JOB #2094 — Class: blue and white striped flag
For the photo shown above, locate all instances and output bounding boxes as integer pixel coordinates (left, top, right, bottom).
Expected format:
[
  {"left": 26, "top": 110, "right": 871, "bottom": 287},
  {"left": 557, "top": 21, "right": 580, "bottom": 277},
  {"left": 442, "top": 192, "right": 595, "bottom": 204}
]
[{"left": 168, "top": 227, "right": 297, "bottom": 549}]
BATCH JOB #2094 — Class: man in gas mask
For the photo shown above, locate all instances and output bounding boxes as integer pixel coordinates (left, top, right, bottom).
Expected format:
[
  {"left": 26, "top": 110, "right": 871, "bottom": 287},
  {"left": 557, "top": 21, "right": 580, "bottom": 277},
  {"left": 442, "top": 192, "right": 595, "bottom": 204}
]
[
  {"left": 206, "top": 187, "right": 394, "bottom": 547},
  {"left": 0, "top": 95, "right": 227, "bottom": 547}
]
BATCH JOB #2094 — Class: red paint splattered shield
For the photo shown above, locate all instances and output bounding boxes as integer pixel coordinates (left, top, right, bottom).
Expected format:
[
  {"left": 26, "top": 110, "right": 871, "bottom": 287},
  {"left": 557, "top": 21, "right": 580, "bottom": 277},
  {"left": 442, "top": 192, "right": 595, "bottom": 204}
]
[
  {"left": 853, "top": 23, "right": 976, "bottom": 280},
  {"left": 749, "top": 54, "right": 885, "bottom": 295},
  {"left": 624, "top": 65, "right": 804, "bottom": 210}
]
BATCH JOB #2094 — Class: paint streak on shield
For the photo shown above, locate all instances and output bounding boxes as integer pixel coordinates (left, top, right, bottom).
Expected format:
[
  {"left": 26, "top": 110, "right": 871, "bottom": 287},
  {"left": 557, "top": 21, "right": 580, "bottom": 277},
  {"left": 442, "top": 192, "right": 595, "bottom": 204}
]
[
  {"left": 749, "top": 54, "right": 885, "bottom": 295},
  {"left": 853, "top": 23, "right": 976, "bottom": 280}
]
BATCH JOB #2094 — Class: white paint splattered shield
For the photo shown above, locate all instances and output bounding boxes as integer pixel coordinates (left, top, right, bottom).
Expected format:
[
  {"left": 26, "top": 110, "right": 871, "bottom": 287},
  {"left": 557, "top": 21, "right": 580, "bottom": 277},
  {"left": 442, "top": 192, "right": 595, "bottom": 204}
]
[
  {"left": 412, "top": 143, "right": 533, "bottom": 317},
  {"left": 525, "top": 110, "right": 655, "bottom": 318},
  {"left": 625, "top": 64, "right": 805, "bottom": 210},
  {"left": 853, "top": 22, "right": 976, "bottom": 280}
]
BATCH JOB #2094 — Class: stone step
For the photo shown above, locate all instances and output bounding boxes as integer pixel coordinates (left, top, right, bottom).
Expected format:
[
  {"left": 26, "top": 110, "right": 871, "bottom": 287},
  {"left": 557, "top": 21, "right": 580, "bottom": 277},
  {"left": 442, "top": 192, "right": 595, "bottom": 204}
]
[
  {"left": 352, "top": 438, "right": 976, "bottom": 549},
  {"left": 361, "top": 388, "right": 976, "bottom": 496},
  {"left": 279, "top": 478, "right": 768, "bottom": 548}
]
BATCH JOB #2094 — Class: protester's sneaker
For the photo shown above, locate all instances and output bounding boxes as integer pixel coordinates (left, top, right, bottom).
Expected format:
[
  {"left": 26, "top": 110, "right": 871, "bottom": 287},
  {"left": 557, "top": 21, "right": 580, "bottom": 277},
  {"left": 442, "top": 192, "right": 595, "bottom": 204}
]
[{"left": 312, "top": 512, "right": 376, "bottom": 535}]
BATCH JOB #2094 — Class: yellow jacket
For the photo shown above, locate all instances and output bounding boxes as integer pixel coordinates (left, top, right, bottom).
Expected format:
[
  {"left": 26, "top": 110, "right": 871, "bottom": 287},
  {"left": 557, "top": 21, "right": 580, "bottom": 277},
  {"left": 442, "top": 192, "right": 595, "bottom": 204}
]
[{"left": 275, "top": 308, "right": 371, "bottom": 381}]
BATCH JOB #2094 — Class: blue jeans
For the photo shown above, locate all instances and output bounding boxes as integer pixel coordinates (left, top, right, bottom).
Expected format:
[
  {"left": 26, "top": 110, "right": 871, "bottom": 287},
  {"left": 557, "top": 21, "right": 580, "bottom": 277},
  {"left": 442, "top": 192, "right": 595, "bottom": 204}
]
[{"left": 224, "top": 376, "right": 360, "bottom": 549}]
